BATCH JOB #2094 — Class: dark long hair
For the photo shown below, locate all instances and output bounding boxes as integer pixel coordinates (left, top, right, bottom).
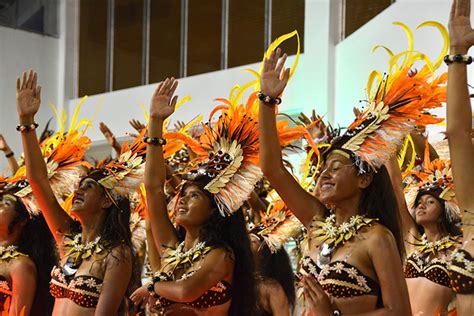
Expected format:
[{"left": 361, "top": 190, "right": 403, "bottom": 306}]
[
  {"left": 258, "top": 244, "right": 295, "bottom": 312},
  {"left": 359, "top": 165, "right": 404, "bottom": 258},
  {"left": 177, "top": 179, "right": 257, "bottom": 316},
  {"left": 413, "top": 191, "right": 462, "bottom": 236},
  {"left": 8, "top": 195, "right": 57, "bottom": 315},
  {"left": 70, "top": 188, "right": 138, "bottom": 313}
]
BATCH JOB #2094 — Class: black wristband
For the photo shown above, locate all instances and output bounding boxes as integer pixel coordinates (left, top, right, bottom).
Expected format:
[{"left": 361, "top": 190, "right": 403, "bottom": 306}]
[
  {"left": 5, "top": 152, "right": 14, "bottom": 158},
  {"left": 444, "top": 54, "right": 473, "bottom": 65},
  {"left": 143, "top": 136, "right": 167, "bottom": 146},
  {"left": 16, "top": 122, "right": 39, "bottom": 133},
  {"left": 257, "top": 92, "right": 282, "bottom": 105},
  {"left": 333, "top": 309, "right": 341, "bottom": 316}
]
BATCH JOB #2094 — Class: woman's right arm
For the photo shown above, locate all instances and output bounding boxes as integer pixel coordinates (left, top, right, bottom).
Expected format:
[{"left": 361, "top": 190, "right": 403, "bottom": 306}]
[
  {"left": 145, "top": 78, "right": 180, "bottom": 252},
  {"left": 16, "top": 71, "right": 73, "bottom": 244},
  {"left": 385, "top": 157, "right": 418, "bottom": 246},
  {"left": 259, "top": 48, "right": 325, "bottom": 227}
]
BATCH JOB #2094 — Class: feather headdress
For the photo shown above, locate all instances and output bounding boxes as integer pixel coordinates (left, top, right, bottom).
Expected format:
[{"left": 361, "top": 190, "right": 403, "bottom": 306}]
[
  {"left": 168, "top": 31, "right": 314, "bottom": 216},
  {"left": 327, "top": 22, "right": 448, "bottom": 173},
  {"left": 4, "top": 98, "right": 92, "bottom": 214},
  {"left": 83, "top": 128, "right": 147, "bottom": 203},
  {"left": 249, "top": 192, "right": 302, "bottom": 253}
]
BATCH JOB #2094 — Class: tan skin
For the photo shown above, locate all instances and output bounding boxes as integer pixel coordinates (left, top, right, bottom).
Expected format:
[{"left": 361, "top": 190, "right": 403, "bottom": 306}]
[
  {"left": 0, "top": 194, "right": 36, "bottom": 316},
  {"left": 386, "top": 157, "right": 456, "bottom": 316},
  {"left": 258, "top": 48, "right": 411, "bottom": 315},
  {"left": 130, "top": 78, "right": 234, "bottom": 315},
  {"left": 98, "top": 122, "right": 121, "bottom": 156},
  {"left": 16, "top": 70, "right": 132, "bottom": 316},
  {"left": 250, "top": 236, "right": 290, "bottom": 316},
  {"left": 447, "top": 0, "right": 474, "bottom": 314},
  {"left": 0, "top": 135, "right": 19, "bottom": 175}
]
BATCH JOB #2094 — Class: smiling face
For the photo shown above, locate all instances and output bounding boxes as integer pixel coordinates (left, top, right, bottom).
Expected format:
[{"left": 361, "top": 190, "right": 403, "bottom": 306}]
[
  {"left": 315, "top": 153, "right": 372, "bottom": 206},
  {"left": 414, "top": 193, "right": 444, "bottom": 227},
  {"left": 174, "top": 184, "right": 215, "bottom": 228},
  {"left": 71, "top": 178, "right": 112, "bottom": 218}
]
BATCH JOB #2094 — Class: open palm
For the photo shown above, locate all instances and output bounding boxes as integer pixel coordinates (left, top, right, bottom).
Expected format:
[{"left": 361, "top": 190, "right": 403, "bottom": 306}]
[
  {"left": 16, "top": 70, "right": 41, "bottom": 118},
  {"left": 449, "top": 0, "right": 474, "bottom": 52},
  {"left": 150, "top": 77, "right": 178, "bottom": 120},
  {"left": 260, "top": 48, "right": 290, "bottom": 98}
]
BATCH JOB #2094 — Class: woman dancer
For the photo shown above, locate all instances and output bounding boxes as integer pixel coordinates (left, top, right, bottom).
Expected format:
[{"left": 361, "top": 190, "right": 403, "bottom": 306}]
[
  {"left": 16, "top": 70, "right": 139, "bottom": 315},
  {"left": 258, "top": 46, "right": 445, "bottom": 314},
  {"left": 387, "top": 151, "right": 461, "bottom": 315},
  {"left": 0, "top": 185, "right": 56, "bottom": 315},
  {"left": 446, "top": 0, "right": 474, "bottom": 314},
  {"left": 130, "top": 78, "right": 257, "bottom": 315}
]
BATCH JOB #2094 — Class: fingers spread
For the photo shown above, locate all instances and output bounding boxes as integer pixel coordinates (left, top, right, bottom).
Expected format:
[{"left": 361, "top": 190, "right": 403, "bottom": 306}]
[
  {"left": 276, "top": 53, "right": 288, "bottom": 75},
  {"left": 21, "top": 72, "right": 27, "bottom": 89}
]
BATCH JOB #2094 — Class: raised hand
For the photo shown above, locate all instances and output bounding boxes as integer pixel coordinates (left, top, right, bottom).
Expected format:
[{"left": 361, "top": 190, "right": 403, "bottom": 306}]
[
  {"left": 260, "top": 48, "right": 290, "bottom": 98},
  {"left": 150, "top": 77, "right": 178, "bottom": 121},
  {"left": 99, "top": 122, "right": 117, "bottom": 146},
  {"left": 298, "top": 110, "right": 327, "bottom": 140},
  {"left": 0, "top": 134, "right": 8, "bottom": 152},
  {"left": 449, "top": 0, "right": 474, "bottom": 53},
  {"left": 16, "top": 70, "right": 42, "bottom": 120},
  {"left": 173, "top": 120, "right": 186, "bottom": 131},
  {"left": 129, "top": 119, "right": 146, "bottom": 133}
]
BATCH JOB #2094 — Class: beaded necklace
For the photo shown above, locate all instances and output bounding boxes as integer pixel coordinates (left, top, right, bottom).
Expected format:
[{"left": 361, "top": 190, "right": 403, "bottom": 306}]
[
  {"left": 62, "top": 234, "right": 105, "bottom": 276},
  {"left": 311, "top": 214, "right": 377, "bottom": 266},
  {"left": 413, "top": 234, "right": 460, "bottom": 256},
  {"left": 162, "top": 241, "right": 212, "bottom": 273},
  {"left": 0, "top": 245, "right": 27, "bottom": 261}
]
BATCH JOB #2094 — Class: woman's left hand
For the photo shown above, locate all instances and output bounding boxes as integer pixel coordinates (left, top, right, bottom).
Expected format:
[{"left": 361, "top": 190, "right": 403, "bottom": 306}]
[
  {"left": 260, "top": 48, "right": 290, "bottom": 98},
  {"left": 130, "top": 285, "right": 152, "bottom": 309},
  {"left": 303, "top": 275, "right": 333, "bottom": 316}
]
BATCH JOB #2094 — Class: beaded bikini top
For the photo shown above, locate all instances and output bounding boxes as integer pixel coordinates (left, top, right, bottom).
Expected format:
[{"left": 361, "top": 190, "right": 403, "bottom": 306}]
[
  {"left": 152, "top": 241, "right": 232, "bottom": 310},
  {"left": 448, "top": 248, "right": 474, "bottom": 294},
  {"left": 301, "top": 256, "right": 380, "bottom": 298},
  {"left": 300, "top": 214, "right": 381, "bottom": 298},
  {"left": 49, "top": 234, "right": 106, "bottom": 308},
  {"left": 404, "top": 234, "right": 459, "bottom": 288}
]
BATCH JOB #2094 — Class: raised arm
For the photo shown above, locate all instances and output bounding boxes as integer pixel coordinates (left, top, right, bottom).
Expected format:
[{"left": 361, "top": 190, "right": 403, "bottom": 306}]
[
  {"left": 259, "top": 48, "right": 325, "bottom": 227},
  {"left": 0, "top": 134, "right": 19, "bottom": 175},
  {"left": 16, "top": 70, "right": 73, "bottom": 244},
  {"left": 447, "top": 0, "right": 474, "bottom": 215},
  {"left": 144, "top": 78, "right": 180, "bottom": 252},
  {"left": 385, "top": 157, "right": 418, "bottom": 246},
  {"left": 99, "top": 122, "right": 122, "bottom": 156}
]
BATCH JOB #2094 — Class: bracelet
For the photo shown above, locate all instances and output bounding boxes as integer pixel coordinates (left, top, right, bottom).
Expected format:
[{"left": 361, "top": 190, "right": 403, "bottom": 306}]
[
  {"left": 147, "top": 282, "right": 159, "bottom": 298},
  {"left": 333, "top": 309, "right": 342, "bottom": 316},
  {"left": 16, "top": 122, "right": 39, "bottom": 133},
  {"left": 444, "top": 54, "right": 473, "bottom": 65},
  {"left": 5, "top": 151, "right": 14, "bottom": 158},
  {"left": 257, "top": 92, "right": 282, "bottom": 105},
  {"left": 143, "top": 136, "right": 167, "bottom": 146}
]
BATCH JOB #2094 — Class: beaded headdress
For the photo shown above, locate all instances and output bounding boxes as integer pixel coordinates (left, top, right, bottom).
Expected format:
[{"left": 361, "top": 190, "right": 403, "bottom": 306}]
[
  {"left": 248, "top": 192, "right": 302, "bottom": 253},
  {"left": 325, "top": 22, "right": 448, "bottom": 173},
  {"left": 3, "top": 100, "right": 91, "bottom": 214},
  {"left": 167, "top": 31, "right": 314, "bottom": 216}
]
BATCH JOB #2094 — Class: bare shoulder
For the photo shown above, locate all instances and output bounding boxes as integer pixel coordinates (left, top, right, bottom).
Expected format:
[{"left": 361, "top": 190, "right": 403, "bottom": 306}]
[
  {"left": 364, "top": 222, "right": 398, "bottom": 249},
  {"left": 10, "top": 255, "right": 37, "bottom": 276},
  {"left": 106, "top": 243, "right": 133, "bottom": 266},
  {"left": 204, "top": 247, "right": 235, "bottom": 269}
]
